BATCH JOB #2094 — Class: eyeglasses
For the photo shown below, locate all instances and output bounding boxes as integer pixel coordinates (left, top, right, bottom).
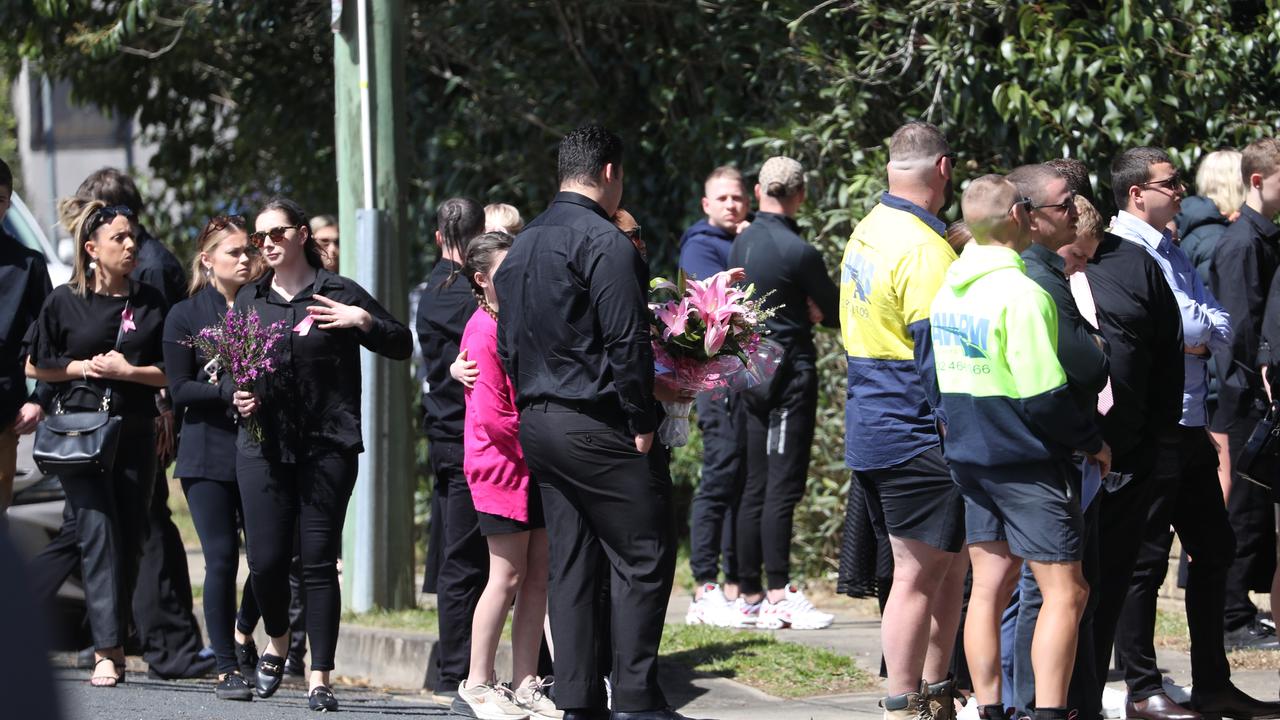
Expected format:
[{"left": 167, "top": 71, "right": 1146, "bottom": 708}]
[
  {"left": 1141, "top": 173, "right": 1184, "bottom": 192},
  {"left": 87, "top": 205, "right": 135, "bottom": 235},
  {"left": 1031, "top": 193, "right": 1078, "bottom": 213},
  {"left": 249, "top": 225, "right": 300, "bottom": 248}
]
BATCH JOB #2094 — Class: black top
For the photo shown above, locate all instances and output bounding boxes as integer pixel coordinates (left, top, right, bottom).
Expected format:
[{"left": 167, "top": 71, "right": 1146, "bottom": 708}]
[
  {"left": 132, "top": 227, "right": 188, "bottom": 308},
  {"left": 415, "top": 259, "right": 474, "bottom": 444},
  {"left": 494, "top": 191, "right": 657, "bottom": 435},
  {"left": 233, "top": 268, "right": 412, "bottom": 462},
  {"left": 726, "top": 212, "right": 839, "bottom": 370},
  {"left": 1210, "top": 204, "right": 1280, "bottom": 424},
  {"left": 163, "top": 285, "right": 238, "bottom": 482},
  {"left": 0, "top": 231, "right": 53, "bottom": 425},
  {"left": 1085, "top": 233, "right": 1184, "bottom": 471},
  {"left": 1022, "top": 243, "right": 1110, "bottom": 421},
  {"left": 23, "top": 281, "right": 168, "bottom": 417}
]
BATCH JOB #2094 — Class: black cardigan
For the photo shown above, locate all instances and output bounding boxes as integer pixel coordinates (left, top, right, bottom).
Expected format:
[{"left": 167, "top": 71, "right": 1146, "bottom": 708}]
[{"left": 163, "top": 285, "right": 238, "bottom": 482}]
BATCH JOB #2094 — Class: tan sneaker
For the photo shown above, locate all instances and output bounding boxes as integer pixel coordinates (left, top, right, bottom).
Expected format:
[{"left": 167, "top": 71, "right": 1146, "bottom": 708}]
[
  {"left": 452, "top": 679, "right": 529, "bottom": 719},
  {"left": 881, "top": 689, "right": 924, "bottom": 720},
  {"left": 922, "top": 678, "right": 962, "bottom": 720},
  {"left": 515, "top": 676, "right": 564, "bottom": 719}
]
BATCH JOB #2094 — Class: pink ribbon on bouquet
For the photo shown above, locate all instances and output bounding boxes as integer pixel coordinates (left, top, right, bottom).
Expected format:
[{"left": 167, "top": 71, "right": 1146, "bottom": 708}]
[
  {"left": 119, "top": 306, "right": 136, "bottom": 333},
  {"left": 293, "top": 314, "right": 315, "bottom": 336}
]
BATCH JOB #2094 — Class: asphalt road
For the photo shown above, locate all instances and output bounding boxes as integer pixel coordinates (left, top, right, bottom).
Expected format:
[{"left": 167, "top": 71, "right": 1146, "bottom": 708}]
[{"left": 54, "top": 669, "right": 458, "bottom": 719}]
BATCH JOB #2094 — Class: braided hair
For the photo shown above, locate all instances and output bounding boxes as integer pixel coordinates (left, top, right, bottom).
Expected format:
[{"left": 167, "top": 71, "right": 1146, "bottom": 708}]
[{"left": 463, "top": 231, "right": 515, "bottom": 319}]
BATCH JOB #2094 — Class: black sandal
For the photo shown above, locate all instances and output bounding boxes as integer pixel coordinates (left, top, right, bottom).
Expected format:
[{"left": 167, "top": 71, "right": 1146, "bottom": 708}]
[{"left": 90, "top": 657, "right": 121, "bottom": 688}]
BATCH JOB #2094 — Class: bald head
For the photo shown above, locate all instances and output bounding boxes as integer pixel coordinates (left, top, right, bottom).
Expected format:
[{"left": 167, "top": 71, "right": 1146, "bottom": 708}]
[{"left": 961, "top": 174, "right": 1028, "bottom": 251}]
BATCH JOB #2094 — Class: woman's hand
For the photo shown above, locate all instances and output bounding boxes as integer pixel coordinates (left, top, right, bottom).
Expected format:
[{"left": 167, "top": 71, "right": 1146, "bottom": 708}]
[
  {"left": 233, "top": 390, "right": 259, "bottom": 417},
  {"left": 87, "top": 351, "right": 133, "bottom": 380},
  {"left": 308, "top": 294, "right": 373, "bottom": 332},
  {"left": 450, "top": 349, "right": 479, "bottom": 389}
]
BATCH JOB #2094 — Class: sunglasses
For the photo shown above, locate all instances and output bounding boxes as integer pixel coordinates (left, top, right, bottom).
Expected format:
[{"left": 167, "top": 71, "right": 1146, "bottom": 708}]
[
  {"left": 1010, "top": 196, "right": 1034, "bottom": 215},
  {"left": 87, "top": 205, "right": 135, "bottom": 235},
  {"left": 249, "top": 224, "right": 300, "bottom": 248},
  {"left": 1031, "top": 193, "right": 1077, "bottom": 213},
  {"left": 1141, "top": 173, "right": 1184, "bottom": 191},
  {"left": 208, "top": 214, "right": 247, "bottom": 232}
]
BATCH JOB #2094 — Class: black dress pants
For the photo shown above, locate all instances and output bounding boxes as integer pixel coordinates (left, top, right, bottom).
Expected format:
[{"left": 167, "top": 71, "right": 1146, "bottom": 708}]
[
  {"left": 521, "top": 403, "right": 676, "bottom": 713},
  {"left": 58, "top": 416, "right": 155, "bottom": 649},
  {"left": 737, "top": 365, "right": 818, "bottom": 594},
  {"left": 1222, "top": 414, "right": 1276, "bottom": 631},
  {"left": 236, "top": 448, "right": 357, "bottom": 672},
  {"left": 1115, "top": 429, "right": 1235, "bottom": 699},
  {"left": 423, "top": 441, "right": 487, "bottom": 692},
  {"left": 688, "top": 392, "right": 745, "bottom": 585}
]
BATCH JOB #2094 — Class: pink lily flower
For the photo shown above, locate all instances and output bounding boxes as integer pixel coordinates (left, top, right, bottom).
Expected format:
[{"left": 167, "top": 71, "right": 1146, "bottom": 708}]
[
  {"left": 654, "top": 299, "right": 695, "bottom": 340},
  {"left": 686, "top": 271, "right": 748, "bottom": 327},
  {"left": 704, "top": 317, "right": 731, "bottom": 356}
]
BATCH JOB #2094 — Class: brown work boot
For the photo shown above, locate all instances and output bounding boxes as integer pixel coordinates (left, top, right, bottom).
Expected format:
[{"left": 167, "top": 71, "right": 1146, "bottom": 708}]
[
  {"left": 922, "top": 678, "right": 963, "bottom": 720},
  {"left": 881, "top": 689, "right": 925, "bottom": 720}
]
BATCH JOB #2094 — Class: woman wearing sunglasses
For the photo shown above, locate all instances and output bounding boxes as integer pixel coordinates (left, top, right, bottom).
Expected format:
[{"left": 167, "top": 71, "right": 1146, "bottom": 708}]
[
  {"left": 231, "top": 198, "right": 411, "bottom": 712},
  {"left": 162, "top": 214, "right": 265, "bottom": 701},
  {"left": 23, "top": 199, "right": 169, "bottom": 687}
]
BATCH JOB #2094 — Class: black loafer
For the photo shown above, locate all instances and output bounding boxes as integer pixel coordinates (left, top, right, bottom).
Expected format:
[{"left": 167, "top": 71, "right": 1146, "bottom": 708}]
[
  {"left": 255, "top": 653, "right": 285, "bottom": 699},
  {"left": 235, "top": 639, "right": 259, "bottom": 679},
  {"left": 215, "top": 672, "right": 254, "bottom": 701},
  {"left": 284, "top": 657, "right": 306, "bottom": 678},
  {"left": 309, "top": 685, "right": 339, "bottom": 712}
]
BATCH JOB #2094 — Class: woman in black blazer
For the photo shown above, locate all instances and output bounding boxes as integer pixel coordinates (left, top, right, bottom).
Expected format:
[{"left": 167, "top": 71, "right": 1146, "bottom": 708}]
[{"left": 162, "top": 215, "right": 263, "bottom": 700}]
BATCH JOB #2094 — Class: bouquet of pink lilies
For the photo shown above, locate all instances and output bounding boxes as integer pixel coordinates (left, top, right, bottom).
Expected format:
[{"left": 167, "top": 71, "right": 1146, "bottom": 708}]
[{"left": 648, "top": 268, "right": 780, "bottom": 446}]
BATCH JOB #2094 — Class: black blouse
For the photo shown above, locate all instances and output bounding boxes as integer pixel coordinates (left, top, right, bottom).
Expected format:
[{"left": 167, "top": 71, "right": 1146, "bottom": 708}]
[
  {"left": 163, "top": 285, "right": 238, "bottom": 482},
  {"left": 23, "top": 281, "right": 168, "bottom": 417},
  {"left": 233, "top": 268, "right": 412, "bottom": 462}
]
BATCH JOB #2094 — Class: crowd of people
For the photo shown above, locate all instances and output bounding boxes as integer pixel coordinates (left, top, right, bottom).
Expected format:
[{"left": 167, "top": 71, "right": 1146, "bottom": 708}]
[{"left": 3, "top": 119, "right": 1280, "bottom": 720}]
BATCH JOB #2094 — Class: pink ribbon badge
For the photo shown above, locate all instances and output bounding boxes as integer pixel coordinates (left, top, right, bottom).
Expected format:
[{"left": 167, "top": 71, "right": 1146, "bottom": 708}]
[
  {"left": 120, "top": 306, "right": 136, "bottom": 334},
  {"left": 293, "top": 314, "right": 315, "bottom": 336}
]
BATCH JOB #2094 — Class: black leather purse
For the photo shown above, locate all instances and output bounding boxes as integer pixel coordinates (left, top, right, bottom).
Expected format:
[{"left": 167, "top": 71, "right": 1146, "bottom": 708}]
[
  {"left": 33, "top": 385, "right": 123, "bottom": 476},
  {"left": 1237, "top": 402, "right": 1280, "bottom": 492}
]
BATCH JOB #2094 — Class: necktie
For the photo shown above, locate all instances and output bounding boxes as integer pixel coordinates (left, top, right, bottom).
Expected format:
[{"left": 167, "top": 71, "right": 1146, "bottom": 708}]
[{"left": 1069, "top": 271, "right": 1114, "bottom": 415}]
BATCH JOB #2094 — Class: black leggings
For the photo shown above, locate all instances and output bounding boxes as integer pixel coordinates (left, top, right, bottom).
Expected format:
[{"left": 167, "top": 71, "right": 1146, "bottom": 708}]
[
  {"left": 237, "top": 449, "right": 357, "bottom": 672},
  {"left": 180, "top": 477, "right": 259, "bottom": 675}
]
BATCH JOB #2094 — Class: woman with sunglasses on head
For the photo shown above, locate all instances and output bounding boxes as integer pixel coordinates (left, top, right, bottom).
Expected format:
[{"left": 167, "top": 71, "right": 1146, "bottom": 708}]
[
  {"left": 23, "top": 199, "right": 169, "bottom": 688},
  {"left": 162, "top": 214, "right": 265, "bottom": 701},
  {"left": 231, "top": 197, "right": 411, "bottom": 712}
]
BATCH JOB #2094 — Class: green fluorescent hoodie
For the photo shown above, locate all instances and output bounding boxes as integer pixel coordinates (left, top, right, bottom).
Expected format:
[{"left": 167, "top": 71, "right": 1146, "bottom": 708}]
[{"left": 929, "top": 244, "right": 1103, "bottom": 467}]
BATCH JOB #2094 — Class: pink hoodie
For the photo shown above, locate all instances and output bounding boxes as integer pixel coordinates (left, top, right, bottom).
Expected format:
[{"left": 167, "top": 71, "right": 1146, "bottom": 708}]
[{"left": 459, "top": 307, "right": 530, "bottom": 521}]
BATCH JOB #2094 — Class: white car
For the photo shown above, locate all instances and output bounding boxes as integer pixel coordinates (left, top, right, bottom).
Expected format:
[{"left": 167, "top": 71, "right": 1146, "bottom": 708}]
[{"left": 3, "top": 192, "right": 72, "bottom": 286}]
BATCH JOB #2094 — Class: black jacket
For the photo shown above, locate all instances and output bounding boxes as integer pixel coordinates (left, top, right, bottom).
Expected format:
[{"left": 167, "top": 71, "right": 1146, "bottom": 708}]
[
  {"left": 1086, "top": 233, "right": 1184, "bottom": 471},
  {"left": 163, "top": 285, "right": 238, "bottom": 482},
  {"left": 415, "top": 259, "right": 474, "bottom": 444},
  {"left": 132, "top": 227, "right": 188, "bottom": 308},
  {"left": 234, "top": 269, "right": 412, "bottom": 462},
  {"left": 0, "top": 231, "right": 53, "bottom": 426},
  {"left": 1210, "top": 204, "right": 1280, "bottom": 425},
  {"left": 726, "top": 212, "right": 839, "bottom": 370},
  {"left": 494, "top": 191, "right": 656, "bottom": 435},
  {"left": 1176, "top": 195, "right": 1230, "bottom": 287}
]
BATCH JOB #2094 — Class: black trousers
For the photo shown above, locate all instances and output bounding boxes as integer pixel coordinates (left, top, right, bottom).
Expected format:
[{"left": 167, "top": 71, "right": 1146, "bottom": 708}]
[
  {"left": 182, "top": 477, "right": 259, "bottom": 675},
  {"left": 1222, "top": 414, "right": 1276, "bottom": 631},
  {"left": 521, "top": 403, "right": 676, "bottom": 713},
  {"left": 58, "top": 416, "right": 156, "bottom": 649},
  {"left": 236, "top": 449, "right": 357, "bottom": 672},
  {"left": 423, "top": 441, "right": 487, "bottom": 692},
  {"left": 1115, "top": 429, "right": 1235, "bottom": 698},
  {"left": 737, "top": 365, "right": 818, "bottom": 594},
  {"left": 688, "top": 392, "right": 745, "bottom": 585},
  {"left": 236, "top": 535, "right": 307, "bottom": 669}
]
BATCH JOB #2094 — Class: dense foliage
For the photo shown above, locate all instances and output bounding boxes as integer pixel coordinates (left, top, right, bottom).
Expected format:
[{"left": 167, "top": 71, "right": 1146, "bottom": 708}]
[{"left": 4, "top": 0, "right": 1280, "bottom": 577}]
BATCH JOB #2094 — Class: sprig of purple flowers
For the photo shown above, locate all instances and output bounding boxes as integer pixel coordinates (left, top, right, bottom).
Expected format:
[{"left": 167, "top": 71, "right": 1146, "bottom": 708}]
[{"left": 183, "top": 308, "right": 289, "bottom": 443}]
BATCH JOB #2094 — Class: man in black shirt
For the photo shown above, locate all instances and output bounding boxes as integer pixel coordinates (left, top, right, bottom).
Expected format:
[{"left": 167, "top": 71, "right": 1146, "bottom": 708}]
[
  {"left": 1210, "top": 137, "right": 1280, "bottom": 646},
  {"left": 415, "top": 197, "right": 487, "bottom": 701},
  {"left": 495, "top": 125, "right": 680, "bottom": 720},
  {"left": 726, "top": 156, "right": 839, "bottom": 630}
]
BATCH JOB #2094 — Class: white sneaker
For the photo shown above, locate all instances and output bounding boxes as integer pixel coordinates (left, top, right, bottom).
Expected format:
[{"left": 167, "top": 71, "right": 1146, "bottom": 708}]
[
  {"left": 723, "top": 596, "right": 762, "bottom": 628},
  {"left": 755, "top": 584, "right": 835, "bottom": 630},
  {"left": 514, "top": 676, "right": 563, "bottom": 720},
  {"left": 685, "top": 583, "right": 731, "bottom": 625},
  {"left": 453, "top": 679, "right": 529, "bottom": 719}
]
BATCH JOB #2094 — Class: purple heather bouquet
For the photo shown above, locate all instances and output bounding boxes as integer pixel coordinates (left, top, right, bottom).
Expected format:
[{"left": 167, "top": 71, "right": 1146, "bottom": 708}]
[{"left": 183, "top": 308, "right": 289, "bottom": 443}]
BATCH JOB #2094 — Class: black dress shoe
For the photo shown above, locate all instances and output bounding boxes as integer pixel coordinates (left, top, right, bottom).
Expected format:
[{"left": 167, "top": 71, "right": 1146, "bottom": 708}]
[
  {"left": 611, "top": 709, "right": 701, "bottom": 720},
  {"left": 284, "top": 657, "right": 306, "bottom": 678},
  {"left": 255, "top": 653, "right": 285, "bottom": 699},
  {"left": 215, "top": 672, "right": 254, "bottom": 701},
  {"left": 309, "top": 685, "right": 339, "bottom": 712},
  {"left": 1224, "top": 619, "right": 1280, "bottom": 650},
  {"left": 1192, "top": 685, "right": 1280, "bottom": 720},
  {"left": 1127, "top": 694, "right": 1202, "bottom": 720},
  {"left": 235, "top": 639, "right": 259, "bottom": 679}
]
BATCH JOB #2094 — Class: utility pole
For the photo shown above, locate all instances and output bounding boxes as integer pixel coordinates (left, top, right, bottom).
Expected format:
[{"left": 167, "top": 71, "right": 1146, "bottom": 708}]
[{"left": 334, "top": 0, "right": 415, "bottom": 612}]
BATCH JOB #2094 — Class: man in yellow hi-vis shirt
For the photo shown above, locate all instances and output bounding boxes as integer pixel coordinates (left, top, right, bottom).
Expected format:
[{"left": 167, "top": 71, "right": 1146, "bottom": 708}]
[{"left": 840, "top": 121, "right": 967, "bottom": 720}]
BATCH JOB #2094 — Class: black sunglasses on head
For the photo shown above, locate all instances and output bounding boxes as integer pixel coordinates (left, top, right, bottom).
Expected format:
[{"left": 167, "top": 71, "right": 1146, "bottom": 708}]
[{"left": 88, "top": 205, "right": 135, "bottom": 235}]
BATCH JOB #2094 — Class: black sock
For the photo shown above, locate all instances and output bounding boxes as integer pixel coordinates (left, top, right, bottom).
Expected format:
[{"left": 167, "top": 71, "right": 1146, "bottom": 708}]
[
  {"left": 978, "top": 703, "right": 1006, "bottom": 720},
  {"left": 1034, "top": 707, "right": 1070, "bottom": 720}
]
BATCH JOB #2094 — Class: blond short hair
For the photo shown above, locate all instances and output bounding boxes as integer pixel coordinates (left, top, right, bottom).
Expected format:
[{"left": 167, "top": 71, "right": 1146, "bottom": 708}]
[
  {"left": 484, "top": 203, "right": 524, "bottom": 235},
  {"left": 1074, "top": 195, "right": 1103, "bottom": 242},
  {"left": 1195, "top": 150, "right": 1245, "bottom": 216},
  {"left": 1242, "top": 138, "right": 1280, "bottom": 187}
]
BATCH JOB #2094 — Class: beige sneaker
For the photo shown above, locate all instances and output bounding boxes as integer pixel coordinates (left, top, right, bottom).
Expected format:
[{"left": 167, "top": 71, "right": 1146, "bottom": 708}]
[
  {"left": 515, "top": 676, "right": 564, "bottom": 720},
  {"left": 881, "top": 690, "right": 924, "bottom": 720},
  {"left": 452, "top": 679, "right": 529, "bottom": 719}
]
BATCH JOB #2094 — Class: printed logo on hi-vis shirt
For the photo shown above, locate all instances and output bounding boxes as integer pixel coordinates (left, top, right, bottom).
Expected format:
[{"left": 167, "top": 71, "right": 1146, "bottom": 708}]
[
  {"left": 843, "top": 254, "right": 876, "bottom": 303},
  {"left": 932, "top": 313, "right": 991, "bottom": 359}
]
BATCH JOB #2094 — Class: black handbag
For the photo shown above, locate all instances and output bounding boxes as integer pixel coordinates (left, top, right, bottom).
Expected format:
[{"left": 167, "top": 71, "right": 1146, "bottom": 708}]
[
  {"left": 1237, "top": 401, "right": 1280, "bottom": 492},
  {"left": 31, "top": 299, "right": 129, "bottom": 476},
  {"left": 32, "top": 385, "right": 123, "bottom": 476}
]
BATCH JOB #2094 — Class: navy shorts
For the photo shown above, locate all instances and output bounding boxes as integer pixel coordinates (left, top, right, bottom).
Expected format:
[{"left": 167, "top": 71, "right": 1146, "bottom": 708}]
[
  {"left": 476, "top": 482, "right": 546, "bottom": 537},
  {"left": 951, "top": 458, "right": 1083, "bottom": 563},
  {"left": 855, "top": 445, "right": 966, "bottom": 553}
]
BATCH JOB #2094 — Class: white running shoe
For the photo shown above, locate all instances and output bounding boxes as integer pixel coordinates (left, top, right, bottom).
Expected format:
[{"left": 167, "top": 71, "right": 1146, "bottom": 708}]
[
  {"left": 723, "top": 596, "right": 763, "bottom": 628},
  {"left": 452, "top": 679, "right": 529, "bottom": 719},
  {"left": 755, "top": 584, "right": 835, "bottom": 630},
  {"left": 685, "top": 583, "right": 731, "bottom": 626},
  {"left": 514, "top": 676, "right": 563, "bottom": 720}
]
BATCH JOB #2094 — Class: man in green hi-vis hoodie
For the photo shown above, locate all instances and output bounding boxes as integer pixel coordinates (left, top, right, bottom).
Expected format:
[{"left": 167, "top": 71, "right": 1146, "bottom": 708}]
[{"left": 930, "top": 175, "right": 1112, "bottom": 720}]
